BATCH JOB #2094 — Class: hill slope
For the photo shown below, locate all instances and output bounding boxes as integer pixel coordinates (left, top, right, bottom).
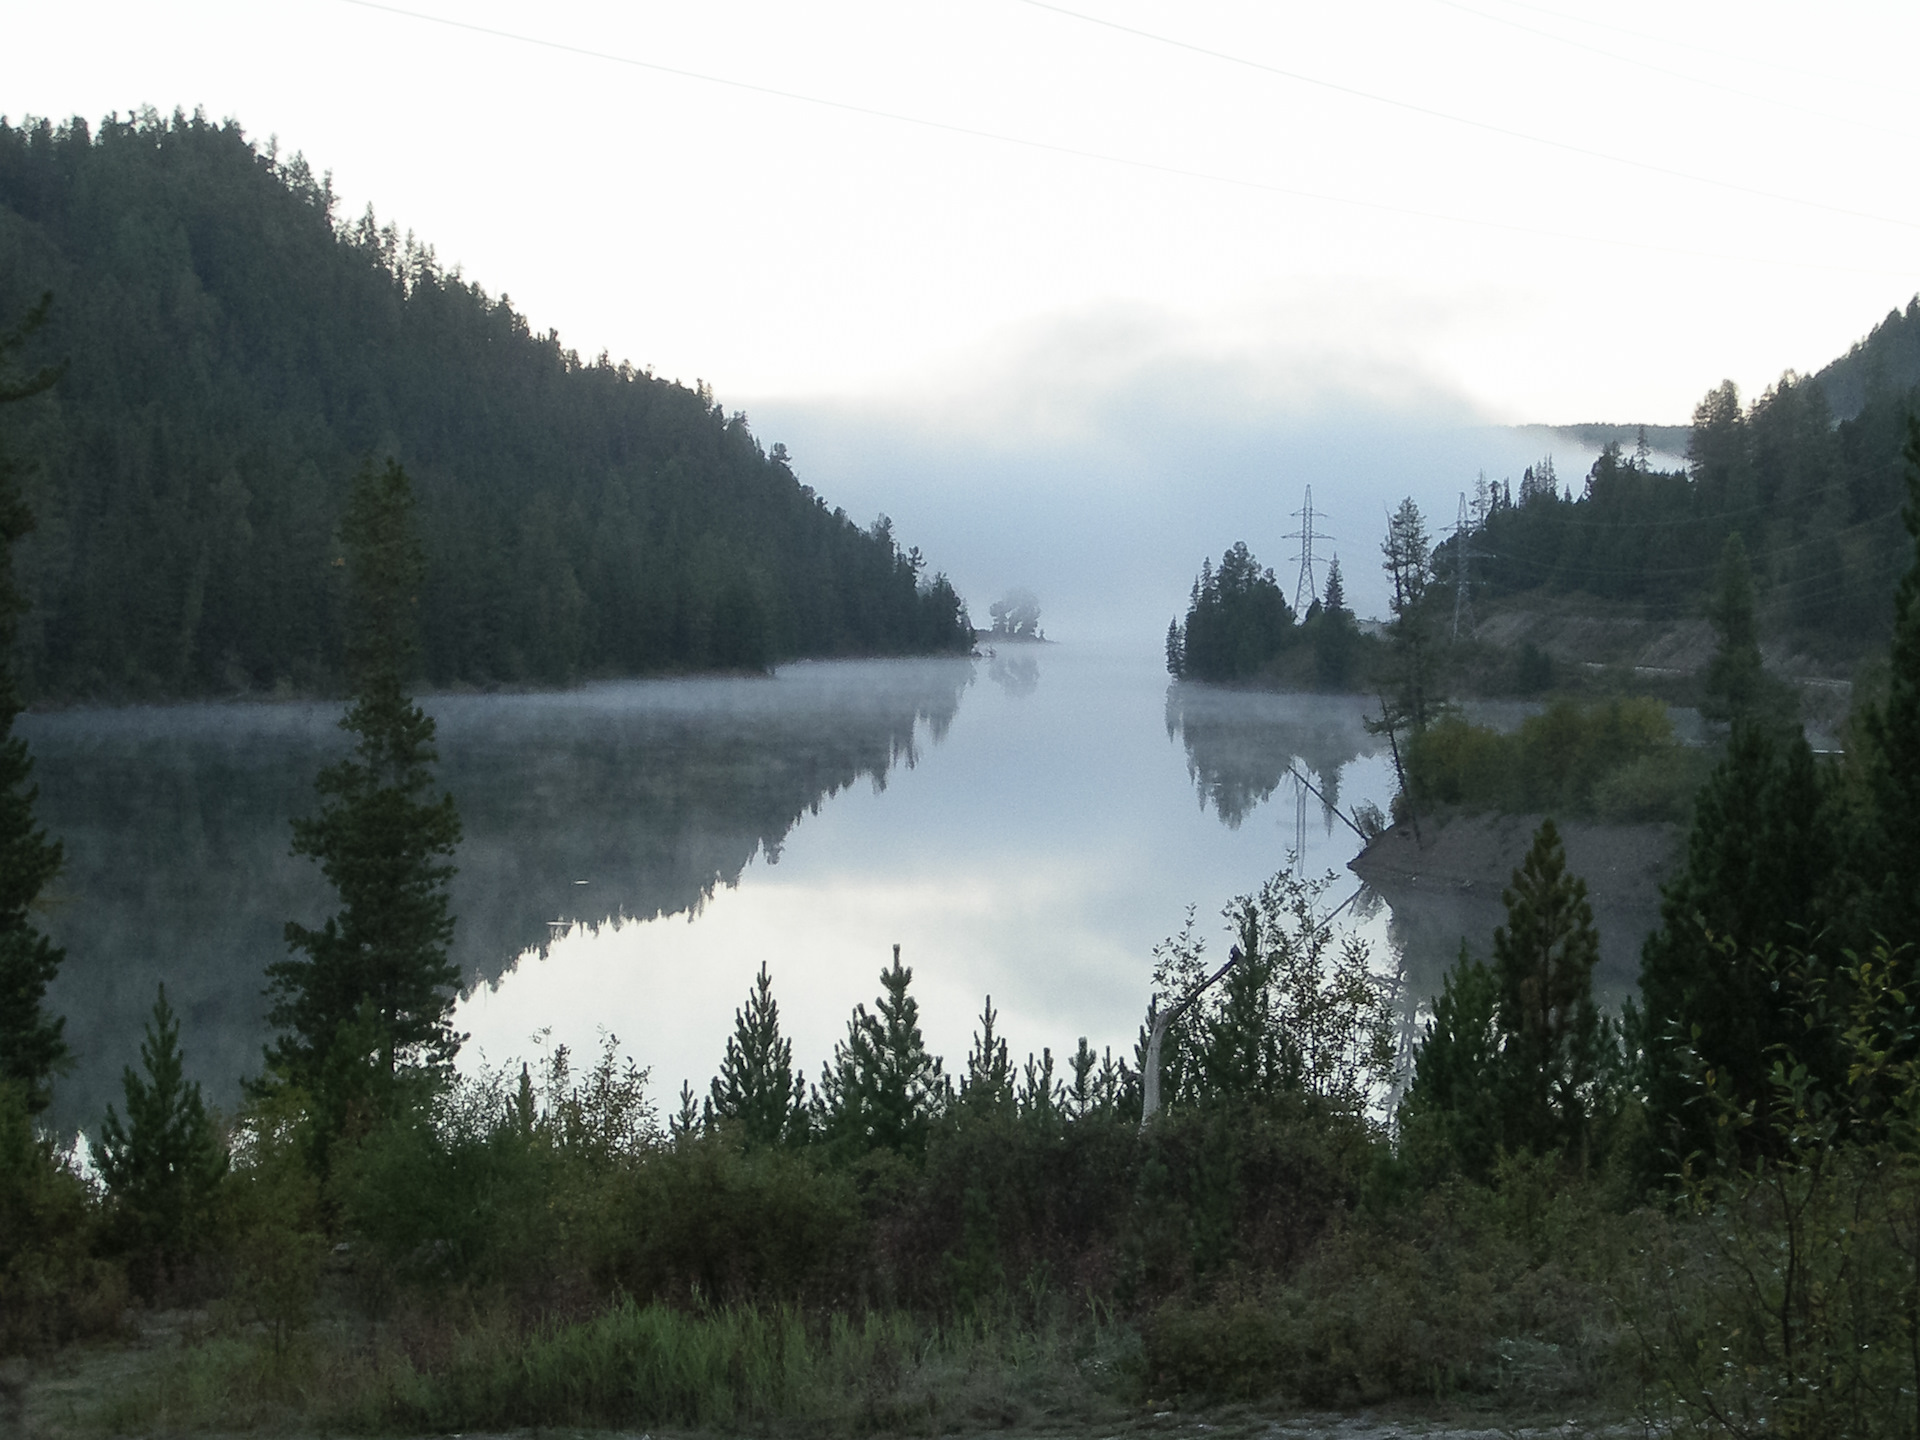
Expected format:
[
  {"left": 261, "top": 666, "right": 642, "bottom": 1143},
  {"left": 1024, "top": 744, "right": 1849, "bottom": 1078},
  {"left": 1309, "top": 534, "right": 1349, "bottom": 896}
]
[
  {"left": 1437, "top": 318, "right": 1919, "bottom": 658},
  {"left": 1815, "top": 294, "right": 1920, "bottom": 421},
  {"left": 0, "top": 110, "right": 970, "bottom": 699}
]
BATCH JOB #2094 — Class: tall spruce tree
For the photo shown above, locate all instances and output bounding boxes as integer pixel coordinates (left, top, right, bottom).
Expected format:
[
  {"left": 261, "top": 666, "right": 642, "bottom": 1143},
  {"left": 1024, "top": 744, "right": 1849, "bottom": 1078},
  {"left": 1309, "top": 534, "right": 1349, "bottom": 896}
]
[
  {"left": 818, "top": 944, "right": 945, "bottom": 1157},
  {"left": 264, "top": 460, "right": 462, "bottom": 1124},
  {"left": 1491, "top": 819, "right": 1611, "bottom": 1167},
  {"left": 1856, "top": 413, "right": 1920, "bottom": 952},
  {"left": 708, "top": 962, "right": 808, "bottom": 1146},
  {"left": 1701, "top": 533, "right": 1770, "bottom": 727},
  {"left": 1635, "top": 723, "right": 1838, "bottom": 1174},
  {"left": 1380, "top": 498, "right": 1437, "bottom": 733},
  {"left": 0, "top": 297, "right": 66, "bottom": 1113}
]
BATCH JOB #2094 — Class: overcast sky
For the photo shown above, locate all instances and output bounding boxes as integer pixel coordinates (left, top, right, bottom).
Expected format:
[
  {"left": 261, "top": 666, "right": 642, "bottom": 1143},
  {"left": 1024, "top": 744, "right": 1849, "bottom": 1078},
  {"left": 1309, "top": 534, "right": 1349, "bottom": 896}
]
[{"left": 9, "top": 0, "right": 1920, "bottom": 623}]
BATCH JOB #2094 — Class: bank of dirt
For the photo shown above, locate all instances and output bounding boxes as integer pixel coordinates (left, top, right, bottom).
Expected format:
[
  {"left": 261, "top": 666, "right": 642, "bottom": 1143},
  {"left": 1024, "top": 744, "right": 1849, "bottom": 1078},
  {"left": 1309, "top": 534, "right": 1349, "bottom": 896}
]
[{"left": 1349, "top": 813, "right": 1682, "bottom": 1000}]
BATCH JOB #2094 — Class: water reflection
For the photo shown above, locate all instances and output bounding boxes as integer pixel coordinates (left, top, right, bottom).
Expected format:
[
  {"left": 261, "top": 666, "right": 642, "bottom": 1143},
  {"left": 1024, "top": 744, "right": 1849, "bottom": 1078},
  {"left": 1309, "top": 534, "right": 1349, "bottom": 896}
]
[
  {"left": 27, "top": 657, "right": 974, "bottom": 1131},
  {"left": 1163, "top": 682, "right": 1379, "bottom": 832},
  {"left": 986, "top": 648, "right": 1041, "bottom": 699},
  {"left": 23, "top": 645, "right": 1676, "bottom": 1142}
]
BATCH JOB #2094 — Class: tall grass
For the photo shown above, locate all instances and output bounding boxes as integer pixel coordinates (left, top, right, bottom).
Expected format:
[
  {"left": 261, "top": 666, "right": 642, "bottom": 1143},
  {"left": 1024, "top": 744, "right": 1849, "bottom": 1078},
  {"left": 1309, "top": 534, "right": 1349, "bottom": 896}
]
[{"left": 100, "top": 1299, "right": 1139, "bottom": 1435}]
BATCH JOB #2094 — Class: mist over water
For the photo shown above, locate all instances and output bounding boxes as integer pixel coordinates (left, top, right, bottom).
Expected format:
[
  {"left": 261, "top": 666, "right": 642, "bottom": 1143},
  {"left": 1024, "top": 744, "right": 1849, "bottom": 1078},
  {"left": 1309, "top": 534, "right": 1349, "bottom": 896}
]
[
  {"left": 28, "top": 660, "right": 974, "bottom": 1131},
  {"left": 27, "top": 641, "right": 1656, "bottom": 1136},
  {"left": 750, "top": 314, "right": 1625, "bottom": 643}
]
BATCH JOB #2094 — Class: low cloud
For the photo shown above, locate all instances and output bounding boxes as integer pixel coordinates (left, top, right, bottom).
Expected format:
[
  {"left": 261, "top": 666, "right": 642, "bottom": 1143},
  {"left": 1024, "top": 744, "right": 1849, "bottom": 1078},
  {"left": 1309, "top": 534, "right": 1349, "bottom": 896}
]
[{"left": 751, "top": 298, "right": 1602, "bottom": 641}]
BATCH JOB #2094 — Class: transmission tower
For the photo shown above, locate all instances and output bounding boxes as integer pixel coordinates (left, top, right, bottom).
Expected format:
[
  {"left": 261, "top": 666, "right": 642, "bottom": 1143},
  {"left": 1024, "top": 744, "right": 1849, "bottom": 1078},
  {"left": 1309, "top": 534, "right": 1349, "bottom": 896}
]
[
  {"left": 1285, "top": 485, "right": 1336, "bottom": 615},
  {"left": 1450, "top": 492, "right": 1491, "bottom": 642}
]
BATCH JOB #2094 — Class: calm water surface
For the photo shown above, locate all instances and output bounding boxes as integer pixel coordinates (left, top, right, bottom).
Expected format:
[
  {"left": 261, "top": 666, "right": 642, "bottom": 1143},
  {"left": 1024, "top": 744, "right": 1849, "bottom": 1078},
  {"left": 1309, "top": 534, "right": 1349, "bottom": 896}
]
[{"left": 29, "top": 641, "right": 1408, "bottom": 1130}]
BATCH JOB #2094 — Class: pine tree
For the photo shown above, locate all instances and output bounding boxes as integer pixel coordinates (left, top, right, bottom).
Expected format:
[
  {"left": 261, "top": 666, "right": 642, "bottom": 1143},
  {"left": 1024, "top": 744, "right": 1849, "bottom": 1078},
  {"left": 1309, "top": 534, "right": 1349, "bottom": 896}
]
[
  {"left": 1635, "top": 723, "right": 1838, "bottom": 1173},
  {"left": 1701, "top": 532, "right": 1769, "bottom": 727},
  {"left": 1398, "top": 942, "right": 1503, "bottom": 1180},
  {"left": 1379, "top": 499, "right": 1437, "bottom": 733},
  {"left": 264, "top": 460, "right": 463, "bottom": 1125},
  {"left": 708, "top": 962, "right": 807, "bottom": 1146},
  {"left": 1491, "top": 819, "right": 1611, "bottom": 1167},
  {"left": 1314, "top": 555, "right": 1358, "bottom": 689},
  {"left": 958, "top": 995, "right": 1014, "bottom": 1117},
  {"left": 0, "top": 297, "right": 67, "bottom": 1113},
  {"left": 818, "top": 945, "right": 945, "bottom": 1157},
  {"left": 95, "top": 985, "right": 229, "bottom": 1287},
  {"left": 1857, "top": 413, "right": 1920, "bottom": 951},
  {"left": 1322, "top": 555, "right": 1347, "bottom": 615},
  {"left": 1199, "top": 902, "right": 1285, "bottom": 1101},
  {"left": 1017, "top": 1046, "right": 1062, "bottom": 1126}
]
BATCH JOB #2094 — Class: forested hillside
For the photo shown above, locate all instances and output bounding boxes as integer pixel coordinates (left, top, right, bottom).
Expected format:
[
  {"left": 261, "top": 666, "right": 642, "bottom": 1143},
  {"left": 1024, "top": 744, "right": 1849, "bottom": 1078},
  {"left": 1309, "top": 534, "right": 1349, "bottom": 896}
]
[
  {"left": 0, "top": 110, "right": 971, "bottom": 699},
  {"left": 1441, "top": 343, "right": 1920, "bottom": 650},
  {"left": 1815, "top": 294, "right": 1920, "bottom": 420}
]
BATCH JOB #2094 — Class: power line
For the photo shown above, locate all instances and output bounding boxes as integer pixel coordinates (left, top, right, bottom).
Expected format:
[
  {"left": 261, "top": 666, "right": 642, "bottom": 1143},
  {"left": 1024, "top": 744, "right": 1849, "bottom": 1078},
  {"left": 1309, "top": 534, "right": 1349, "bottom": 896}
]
[
  {"left": 1423, "top": 0, "right": 1913, "bottom": 142},
  {"left": 1468, "top": 0, "right": 1861, "bottom": 91},
  {"left": 1016, "top": 0, "right": 1920, "bottom": 235},
  {"left": 330, "top": 0, "right": 1919, "bottom": 282}
]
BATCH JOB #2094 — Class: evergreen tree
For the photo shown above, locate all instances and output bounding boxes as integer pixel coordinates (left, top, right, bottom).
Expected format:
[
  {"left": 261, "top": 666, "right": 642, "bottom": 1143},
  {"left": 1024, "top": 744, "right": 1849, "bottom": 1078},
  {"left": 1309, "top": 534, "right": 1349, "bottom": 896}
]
[
  {"left": 1175, "top": 542, "right": 1296, "bottom": 683},
  {"left": 1199, "top": 902, "right": 1287, "bottom": 1101},
  {"left": 1164, "top": 618, "right": 1185, "bottom": 679},
  {"left": 1491, "top": 819, "right": 1612, "bottom": 1167},
  {"left": 95, "top": 985, "right": 229, "bottom": 1288},
  {"left": 1312, "top": 555, "right": 1359, "bottom": 689},
  {"left": 1701, "top": 532, "right": 1769, "bottom": 727},
  {"left": 1323, "top": 556, "right": 1347, "bottom": 615},
  {"left": 0, "top": 296, "right": 66, "bottom": 1113},
  {"left": 264, "top": 460, "right": 463, "bottom": 1127},
  {"left": 1398, "top": 943, "right": 1503, "bottom": 1180},
  {"left": 1635, "top": 723, "right": 1838, "bottom": 1174},
  {"left": 958, "top": 994, "right": 1014, "bottom": 1117},
  {"left": 818, "top": 945, "right": 945, "bottom": 1157},
  {"left": 1856, "top": 413, "right": 1920, "bottom": 951},
  {"left": 708, "top": 962, "right": 808, "bottom": 1146},
  {"left": 1380, "top": 499, "right": 1437, "bottom": 733}
]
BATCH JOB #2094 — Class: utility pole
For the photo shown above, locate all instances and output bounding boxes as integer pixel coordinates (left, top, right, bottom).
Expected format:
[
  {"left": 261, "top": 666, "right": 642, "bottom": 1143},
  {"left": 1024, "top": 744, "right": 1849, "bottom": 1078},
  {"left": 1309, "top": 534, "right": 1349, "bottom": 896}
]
[{"left": 1285, "top": 485, "right": 1336, "bottom": 615}]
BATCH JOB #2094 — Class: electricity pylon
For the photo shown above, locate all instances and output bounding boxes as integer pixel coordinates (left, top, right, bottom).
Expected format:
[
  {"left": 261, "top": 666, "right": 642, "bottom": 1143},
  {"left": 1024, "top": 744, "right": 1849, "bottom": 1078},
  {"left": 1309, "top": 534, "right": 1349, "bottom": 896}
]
[
  {"left": 1285, "top": 485, "right": 1336, "bottom": 615},
  {"left": 1450, "top": 492, "right": 1491, "bottom": 642}
]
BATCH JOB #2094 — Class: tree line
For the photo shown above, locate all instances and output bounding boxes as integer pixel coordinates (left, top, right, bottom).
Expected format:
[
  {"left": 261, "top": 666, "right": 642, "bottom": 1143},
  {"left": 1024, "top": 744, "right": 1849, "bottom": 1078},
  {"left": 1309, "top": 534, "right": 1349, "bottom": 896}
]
[
  {"left": 1165, "top": 542, "right": 1365, "bottom": 689},
  {"left": 0, "top": 110, "right": 971, "bottom": 700},
  {"left": 1445, "top": 352, "right": 1919, "bottom": 648}
]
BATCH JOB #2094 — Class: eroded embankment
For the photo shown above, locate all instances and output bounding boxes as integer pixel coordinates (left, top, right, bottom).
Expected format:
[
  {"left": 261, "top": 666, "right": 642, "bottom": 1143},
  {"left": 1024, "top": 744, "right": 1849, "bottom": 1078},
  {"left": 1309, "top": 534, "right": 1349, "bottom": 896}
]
[{"left": 1350, "top": 812, "right": 1682, "bottom": 1000}]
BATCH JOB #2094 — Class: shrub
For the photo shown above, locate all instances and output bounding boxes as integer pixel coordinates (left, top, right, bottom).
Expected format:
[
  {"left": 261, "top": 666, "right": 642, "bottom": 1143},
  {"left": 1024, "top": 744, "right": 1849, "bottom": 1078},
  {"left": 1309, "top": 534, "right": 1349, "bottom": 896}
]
[
  {"left": 1408, "top": 696, "right": 1695, "bottom": 820},
  {"left": 0, "top": 1082, "right": 125, "bottom": 1354}
]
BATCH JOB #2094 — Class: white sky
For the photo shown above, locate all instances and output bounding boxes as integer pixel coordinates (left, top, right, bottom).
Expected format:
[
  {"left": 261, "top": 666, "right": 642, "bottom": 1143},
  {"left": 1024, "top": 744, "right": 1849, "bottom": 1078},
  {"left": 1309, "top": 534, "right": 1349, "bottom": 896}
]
[{"left": 9, "top": 0, "right": 1920, "bottom": 621}]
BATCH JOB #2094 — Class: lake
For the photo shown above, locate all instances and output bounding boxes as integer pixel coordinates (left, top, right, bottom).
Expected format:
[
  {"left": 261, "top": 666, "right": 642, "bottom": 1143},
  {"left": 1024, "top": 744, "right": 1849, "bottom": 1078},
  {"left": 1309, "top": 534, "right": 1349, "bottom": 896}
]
[{"left": 24, "top": 640, "right": 1612, "bottom": 1134}]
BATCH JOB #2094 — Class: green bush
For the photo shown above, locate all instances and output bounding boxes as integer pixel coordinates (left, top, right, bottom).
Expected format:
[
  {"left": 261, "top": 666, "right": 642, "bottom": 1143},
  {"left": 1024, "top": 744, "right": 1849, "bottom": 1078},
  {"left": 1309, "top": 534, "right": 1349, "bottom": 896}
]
[
  {"left": 0, "top": 1082, "right": 125, "bottom": 1354},
  {"left": 607, "top": 1139, "right": 862, "bottom": 1306},
  {"left": 1408, "top": 696, "right": 1697, "bottom": 821}
]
